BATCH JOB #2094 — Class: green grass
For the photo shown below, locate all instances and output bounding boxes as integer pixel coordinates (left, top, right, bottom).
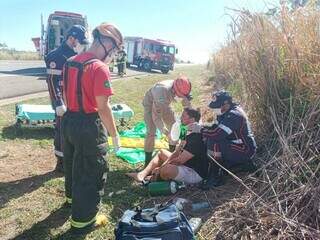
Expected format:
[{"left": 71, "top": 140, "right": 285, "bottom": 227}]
[
  {"left": 0, "top": 49, "right": 41, "bottom": 60},
  {"left": 0, "top": 65, "right": 208, "bottom": 240}
]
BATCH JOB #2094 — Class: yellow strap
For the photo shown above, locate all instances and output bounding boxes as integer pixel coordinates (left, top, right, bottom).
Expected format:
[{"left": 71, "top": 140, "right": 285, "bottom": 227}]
[
  {"left": 71, "top": 215, "right": 96, "bottom": 228},
  {"left": 66, "top": 197, "right": 72, "bottom": 204}
]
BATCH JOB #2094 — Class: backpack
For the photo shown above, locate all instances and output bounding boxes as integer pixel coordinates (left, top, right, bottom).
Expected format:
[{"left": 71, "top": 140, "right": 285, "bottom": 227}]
[{"left": 114, "top": 203, "right": 195, "bottom": 240}]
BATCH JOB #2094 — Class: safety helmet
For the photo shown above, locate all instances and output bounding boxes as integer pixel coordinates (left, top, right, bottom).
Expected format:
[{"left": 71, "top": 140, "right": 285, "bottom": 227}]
[
  {"left": 209, "top": 90, "right": 232, "bottom": 108},
  {"left": 92, "top": 23, "right": 123, "bottom": 49},
  {"left": 173, "top": 76, "right": 192, "bottom": 99}
]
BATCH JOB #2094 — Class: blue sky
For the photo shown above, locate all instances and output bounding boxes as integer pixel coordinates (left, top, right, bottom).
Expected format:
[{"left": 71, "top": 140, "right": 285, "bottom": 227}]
[{"left": 0, "top": 0, "right": 277, "bottom": 63}]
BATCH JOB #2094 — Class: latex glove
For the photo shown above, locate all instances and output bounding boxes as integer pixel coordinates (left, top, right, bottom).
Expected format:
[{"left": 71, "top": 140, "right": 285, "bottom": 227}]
[
  {"left": 181, "top": 98, "right": 191, "bottom": 108},
  {"left": 188, "top": 123, "right": 202, "bottom": 133},
  {"left": 162, "top": 128, "right": 170, "bottom": 139},
  {"left": 56, "top": 105, "right": 66, "bottom": 117},
  {"left": 111, "top": 135, "right": 120, "bottom": 152}
]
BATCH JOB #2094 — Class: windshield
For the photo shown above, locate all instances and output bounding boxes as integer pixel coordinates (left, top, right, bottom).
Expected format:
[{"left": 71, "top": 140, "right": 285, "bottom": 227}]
[{"left": 154, "top": 45, "right": 175, "bottom": 54}]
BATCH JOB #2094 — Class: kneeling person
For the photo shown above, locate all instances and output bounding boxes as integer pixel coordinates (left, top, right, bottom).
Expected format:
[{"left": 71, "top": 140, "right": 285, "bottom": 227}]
[{"left": 127, "top": 108, "right": 208, "bottom": 185}]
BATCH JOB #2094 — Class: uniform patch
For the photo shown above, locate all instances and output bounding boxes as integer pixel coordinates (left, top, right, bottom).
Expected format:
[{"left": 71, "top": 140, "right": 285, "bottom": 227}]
[
  {"left": 49, "top": 61, "right": 56, "bottom": 69},
  {"left": 104, "top": 80, "right": 111, "bottom": 88}
]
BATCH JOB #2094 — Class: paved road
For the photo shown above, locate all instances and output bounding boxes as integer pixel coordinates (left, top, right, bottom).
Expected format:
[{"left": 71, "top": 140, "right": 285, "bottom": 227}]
[{"left": 0, "top": 60, "right": 149, "bottom": 100}]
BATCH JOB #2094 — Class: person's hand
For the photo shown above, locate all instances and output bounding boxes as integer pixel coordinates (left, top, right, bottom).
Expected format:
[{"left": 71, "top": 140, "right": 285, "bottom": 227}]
[
  {"left": 150, "top": 168, "right": 160, "bottom": 181},
  {"left": 111, "top": 135, "right": 120, "bottom": 152},
  {"left": 188, "top": 123, "right": 202, "bottom": 133},
  {"left": 56, "top": 105, "right": 66, "bottom": 117}
]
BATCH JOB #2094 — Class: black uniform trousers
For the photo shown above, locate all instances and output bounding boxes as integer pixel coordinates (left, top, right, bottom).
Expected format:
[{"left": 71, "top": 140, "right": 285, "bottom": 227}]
[{"left": 62, "top": 111, "right": 108, "bottom": 228}]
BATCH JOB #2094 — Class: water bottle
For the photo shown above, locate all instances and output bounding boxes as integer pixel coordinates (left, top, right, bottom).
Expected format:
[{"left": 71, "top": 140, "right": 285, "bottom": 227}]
[{"left": 191, "top": 201, "right": 210, "bottom": 211}]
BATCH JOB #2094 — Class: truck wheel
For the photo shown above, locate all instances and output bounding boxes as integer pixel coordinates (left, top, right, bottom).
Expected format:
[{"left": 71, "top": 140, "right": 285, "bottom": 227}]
[
  {"left": 161, "top": 69, "right": 169, "bottom": 74},
  {"left": 143, "top": 61, "right": 152, "bottom": 72},
  {"left": 126, "top": 62, "right": 131, "bottom": 68}
]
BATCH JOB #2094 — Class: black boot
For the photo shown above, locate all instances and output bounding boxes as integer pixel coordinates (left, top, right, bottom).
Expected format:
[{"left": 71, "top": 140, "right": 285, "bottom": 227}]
[
  {"left": 55, "top": 156, "right": 64, "bottom": 173},
  {"left": 144, "top": 152, "right": 153, "bottom": 168},
  {"left": 200, "top": 164, "right": 223, "bottom": 190},
  {"left": 169, "top": 145, "right": 176, "bottom": 152}
]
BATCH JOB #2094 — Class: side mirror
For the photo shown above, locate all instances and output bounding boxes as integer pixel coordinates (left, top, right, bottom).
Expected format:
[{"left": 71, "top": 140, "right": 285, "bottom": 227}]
[{"left": 175, "top": 48, "right": 178, "bottom": 54}]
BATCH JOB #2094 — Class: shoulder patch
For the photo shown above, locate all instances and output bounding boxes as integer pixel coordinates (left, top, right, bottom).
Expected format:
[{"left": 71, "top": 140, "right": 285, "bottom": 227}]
[
  {"left": 104, "top": 80, "right": 111, "bottom": 88},
  {"left": 49, "top": 61, "right": 56, "bottom": 69}
]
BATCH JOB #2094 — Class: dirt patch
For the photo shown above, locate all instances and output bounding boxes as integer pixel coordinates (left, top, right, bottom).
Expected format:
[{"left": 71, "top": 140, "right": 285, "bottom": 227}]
[{"left": 0, "top": 142, "right": 56, "bottom": 182}]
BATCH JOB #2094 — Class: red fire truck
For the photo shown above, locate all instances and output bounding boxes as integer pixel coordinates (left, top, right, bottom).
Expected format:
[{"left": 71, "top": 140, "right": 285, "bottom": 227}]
[
  {"left": 32, "top": 11, "right": 88, "bottom": 57},
  {"left": 124, "top": 37, "right": 178, "bottom": 74}
]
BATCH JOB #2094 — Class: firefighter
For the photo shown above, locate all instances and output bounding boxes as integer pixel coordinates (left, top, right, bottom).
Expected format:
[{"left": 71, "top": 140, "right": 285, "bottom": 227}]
[
  {"left": 143, "top": 76, "right": 192, "bottom": 167},
  {"left": 62, "top": 22, "right": 122, "bottom": 234},
  {"left": 45, "top": 25, "right": 89, "bottom": 172},
  {"left": 190, "top": 90, "right": 257, "bottom": 189},
  {"left": 116, "top": 46, "right": 127, "bottom": 76}
]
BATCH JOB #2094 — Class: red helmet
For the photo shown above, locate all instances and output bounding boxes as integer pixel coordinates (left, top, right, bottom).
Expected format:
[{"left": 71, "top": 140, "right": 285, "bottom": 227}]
[{"left": 173, "top": 76, "right": 192, "bottom": 99}]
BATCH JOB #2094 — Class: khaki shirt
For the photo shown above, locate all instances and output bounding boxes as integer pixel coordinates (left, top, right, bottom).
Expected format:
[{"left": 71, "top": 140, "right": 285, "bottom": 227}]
[{"left": 143, "top": 80, "right": 191, "bottom": 132}]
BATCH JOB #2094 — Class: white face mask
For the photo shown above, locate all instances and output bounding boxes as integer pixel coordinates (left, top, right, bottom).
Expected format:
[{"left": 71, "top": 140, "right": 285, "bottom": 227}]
[
  {"left": 213, "top": 108, "right": 222, "bottom": 116},
  {"left": 74, "top": 43, "right": 85, "bottom": 54}
]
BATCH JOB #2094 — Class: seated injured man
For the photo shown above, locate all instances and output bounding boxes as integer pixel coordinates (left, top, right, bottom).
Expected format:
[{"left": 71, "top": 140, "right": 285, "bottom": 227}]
[{"left": 126, "top": 108, "right": 208, "bottom": 185}]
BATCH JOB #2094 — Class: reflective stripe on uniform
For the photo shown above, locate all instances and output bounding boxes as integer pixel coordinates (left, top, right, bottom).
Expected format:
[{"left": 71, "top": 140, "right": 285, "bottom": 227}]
[
  {"left": 66, "top": 197, "right": 72, "bottom": 204},
  {"left": 71, "top": 215, "right": 96, "bottom": 228},
  {"left": 231, "top": 139, "right": 243, "bottom": 144},
  {"left": 218, "top": 124, "right": 232, "bottom": 135},
  {"left": 47, "top": 69, "right": 62, "bottom": 75}
]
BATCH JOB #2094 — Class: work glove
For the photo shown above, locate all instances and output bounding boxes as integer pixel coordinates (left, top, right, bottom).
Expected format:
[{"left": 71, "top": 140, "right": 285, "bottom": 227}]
[
  {"left": 56, "top": 105, "right": 67, "bottom": 117},
  {"left": 111, "top": 135, "right": 120, "bottom": 153},
  {"left": 188, "top": 122, "right": 202, "bottom": 133}
]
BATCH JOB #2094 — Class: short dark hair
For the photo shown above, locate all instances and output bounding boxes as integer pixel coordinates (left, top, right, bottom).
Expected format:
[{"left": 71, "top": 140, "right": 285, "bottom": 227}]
[{"left": 184, "top": 108, "right": 201, "bottom": 122}]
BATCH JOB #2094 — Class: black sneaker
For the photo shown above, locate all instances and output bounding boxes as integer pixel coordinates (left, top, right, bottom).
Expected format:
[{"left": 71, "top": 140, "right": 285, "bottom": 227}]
[{"left": 200, "top": 175, "right": 224, "bottom": 190}]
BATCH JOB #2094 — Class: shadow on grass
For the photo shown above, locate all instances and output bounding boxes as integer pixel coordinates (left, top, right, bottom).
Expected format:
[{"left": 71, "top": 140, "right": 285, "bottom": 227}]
[
  {"left": 1, "top": 124, "right": 54, "bottom": 140},
  {"left": 126, "top": 65, "right": 163, "bottom": 75},
  {"left": 11, "top": 206, "right": 73, "bottom": 240},
  {"left": 0, "top": 67, "right": 46, "bottom": 77},
  {"left": 0, "top": 170, "right": 61, "bottom": 208}
]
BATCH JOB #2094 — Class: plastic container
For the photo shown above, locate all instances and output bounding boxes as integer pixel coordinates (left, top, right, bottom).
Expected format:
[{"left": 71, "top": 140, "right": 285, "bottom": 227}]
[
  {"left": 189, "top": 218, "right": 202, "bottom": 234},
  {"left": 170, "top": 118, "right": 181, "bottom": 142}
]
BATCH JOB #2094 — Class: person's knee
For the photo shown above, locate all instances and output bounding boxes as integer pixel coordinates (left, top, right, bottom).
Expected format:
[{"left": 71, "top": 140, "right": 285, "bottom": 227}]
[{"left": 160, "top": 164, "right": 178, "bottom": 180}]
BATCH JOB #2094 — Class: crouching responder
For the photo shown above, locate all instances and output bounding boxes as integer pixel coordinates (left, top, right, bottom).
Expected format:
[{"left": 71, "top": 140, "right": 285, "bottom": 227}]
[
  {"left": 62, "top": 22, "right": 122, "bottom": 234},
  {"left": 190, "top": 90, "right": 257, "bottom": 189},
  {"left": 143, "top": 76, "right": 192, "bottom": 167},
  {"left": 45, "top": 25, "right": 89, "bottom": 172}
]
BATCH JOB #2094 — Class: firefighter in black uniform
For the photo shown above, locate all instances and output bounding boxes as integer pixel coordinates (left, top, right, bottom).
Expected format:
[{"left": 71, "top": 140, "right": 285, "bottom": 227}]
[
  {"left": 45, "top": 25, "right": 88, "bottom": 172},
  {"left": 190, "top": 90, "right": 257, "bottom": 188},
  {"left": 62, "top": 22, "right": 123, "bottom": 234}
]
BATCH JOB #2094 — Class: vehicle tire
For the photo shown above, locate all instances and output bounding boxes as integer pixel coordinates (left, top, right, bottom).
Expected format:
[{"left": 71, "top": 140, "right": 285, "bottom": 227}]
[
  {"left": 143, "top": 60, "right": 152, "bottom": 72},
  {"left": 126, "top": 62, "right": 131, "bottom": 68},
  {"left": 161, "top": 69, "right": 169, "bottom": 74}
]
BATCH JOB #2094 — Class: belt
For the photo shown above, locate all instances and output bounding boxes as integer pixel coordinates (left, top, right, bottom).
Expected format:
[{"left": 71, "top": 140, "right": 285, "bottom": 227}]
[{"left": 65, "top": 111, "right": 99, "bottom": 119}]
